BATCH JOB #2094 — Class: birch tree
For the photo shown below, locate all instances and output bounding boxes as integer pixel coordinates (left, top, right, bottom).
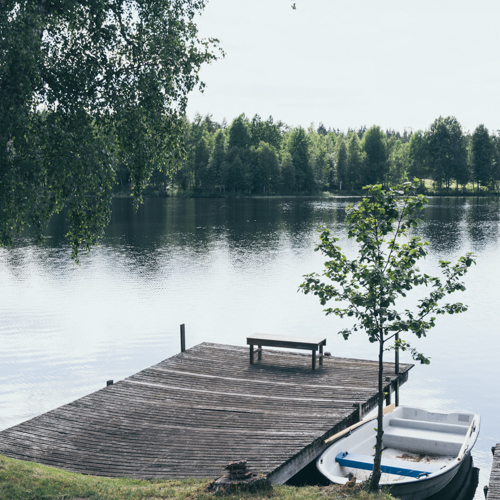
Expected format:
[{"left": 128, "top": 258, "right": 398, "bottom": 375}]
[{"left": 300, "top": 180, "right": 474, "bottom": 491}]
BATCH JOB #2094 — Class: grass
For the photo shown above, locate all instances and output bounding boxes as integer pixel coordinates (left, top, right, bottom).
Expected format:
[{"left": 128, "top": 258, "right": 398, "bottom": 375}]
[{"left": 0, "top": 454, "right": 397, "bottom": 500}]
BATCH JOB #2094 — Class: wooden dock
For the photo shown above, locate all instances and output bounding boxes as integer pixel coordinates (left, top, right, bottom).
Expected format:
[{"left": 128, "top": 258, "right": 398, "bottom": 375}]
[
  {"left": 487, "top": 444, "right": 500, "bottom": 499},
  {"left": 0, "top": 342, "right": 411, "bottom": 484}
]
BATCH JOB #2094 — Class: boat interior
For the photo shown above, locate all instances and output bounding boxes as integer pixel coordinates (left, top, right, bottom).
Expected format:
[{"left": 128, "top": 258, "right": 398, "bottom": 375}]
[{"left": 319, "top": 407, "right": 477, "bottom": 485}]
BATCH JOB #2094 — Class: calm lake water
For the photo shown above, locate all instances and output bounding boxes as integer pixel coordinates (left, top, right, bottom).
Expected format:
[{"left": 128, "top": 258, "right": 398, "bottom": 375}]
[{"left": 1, "top": 196, "right": 499, "bottom": 496}]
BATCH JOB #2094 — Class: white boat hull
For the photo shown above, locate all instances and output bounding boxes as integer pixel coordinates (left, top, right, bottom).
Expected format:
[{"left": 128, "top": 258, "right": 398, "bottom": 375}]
[
  {"left": 316, "top": 406, "right": 480, "bottom": 500},
  {"left": 387, "top": 451, "right": 470, "bottom": 500}
]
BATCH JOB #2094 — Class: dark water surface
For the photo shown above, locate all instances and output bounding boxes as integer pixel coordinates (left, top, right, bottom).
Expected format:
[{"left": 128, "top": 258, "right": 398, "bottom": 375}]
[{"left": 1, "top": 196, "right": 499, "bottom": 496}]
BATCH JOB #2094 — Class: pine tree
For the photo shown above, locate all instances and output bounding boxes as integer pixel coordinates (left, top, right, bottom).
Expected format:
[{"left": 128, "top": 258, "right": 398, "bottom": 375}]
[{"left": 470, "top": 124, "right": 494, "bottom": 190}]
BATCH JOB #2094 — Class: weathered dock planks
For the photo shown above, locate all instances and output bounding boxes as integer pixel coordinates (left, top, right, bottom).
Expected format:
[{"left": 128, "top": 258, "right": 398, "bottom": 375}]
[
  {"left": 487, "top": 444, "right": 500, "bottom": 499},
  {"left": 0, "top": 342, "right": 412, "bottom": 484}
]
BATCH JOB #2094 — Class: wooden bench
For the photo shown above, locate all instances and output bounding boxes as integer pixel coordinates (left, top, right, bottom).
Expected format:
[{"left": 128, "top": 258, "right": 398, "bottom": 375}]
[{"left": 246, "top": 333, "right": 327, "bottom": 370}]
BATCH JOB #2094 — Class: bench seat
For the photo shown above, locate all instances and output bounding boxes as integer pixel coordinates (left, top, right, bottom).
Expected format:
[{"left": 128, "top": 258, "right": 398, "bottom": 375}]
[
  {"left": 246, "top": 333, "right": 327, "bottom": 369},
  {"left": 389, "top": 418, "right": 468, "bottom": 435},
  {"left": 383, "top": 420, "right": 464, "bottom": 455}
]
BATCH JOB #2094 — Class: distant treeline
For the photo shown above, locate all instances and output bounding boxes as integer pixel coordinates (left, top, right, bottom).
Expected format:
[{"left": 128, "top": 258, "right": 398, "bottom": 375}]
[{"left": 116, "top": 114, "right": 500, "bottom": 196}]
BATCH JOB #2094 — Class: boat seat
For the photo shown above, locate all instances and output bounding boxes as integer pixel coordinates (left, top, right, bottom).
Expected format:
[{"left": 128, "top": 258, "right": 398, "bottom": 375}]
[
  {"left": 389, "top": 418, "right": 468, "bottom": 435},
  {"left": 383, "top": 422, "right": 464, "bottom": 456},
  {"left": 335, "top": 451, "right": 441, "bottom": 478}
]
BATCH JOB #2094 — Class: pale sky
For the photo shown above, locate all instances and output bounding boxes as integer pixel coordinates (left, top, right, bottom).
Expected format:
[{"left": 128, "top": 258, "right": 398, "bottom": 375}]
[{"left": 186, "top": 0, "right": 500, "bottom": 134}]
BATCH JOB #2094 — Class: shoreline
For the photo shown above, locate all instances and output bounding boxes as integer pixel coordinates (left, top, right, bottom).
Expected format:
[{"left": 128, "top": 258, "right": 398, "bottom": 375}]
[{"left": 0, "top": 453, "right": 396, "bottom": 500}]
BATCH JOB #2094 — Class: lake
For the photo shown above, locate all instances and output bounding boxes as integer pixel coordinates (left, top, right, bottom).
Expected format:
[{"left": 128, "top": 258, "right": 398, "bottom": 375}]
[{"left": 1, "top": 195, "right": 499, "bottom": 496}]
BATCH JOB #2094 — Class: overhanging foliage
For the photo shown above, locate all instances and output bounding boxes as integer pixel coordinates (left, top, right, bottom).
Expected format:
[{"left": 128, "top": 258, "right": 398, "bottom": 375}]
[{"left": 0, "top": 0, "right": 220, "bottom": 261}]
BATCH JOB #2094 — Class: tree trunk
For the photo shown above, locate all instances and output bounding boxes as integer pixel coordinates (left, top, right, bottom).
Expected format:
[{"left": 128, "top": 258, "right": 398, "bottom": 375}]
[{"left": 370, "top": 337, "right": 385, "bottom": 491}]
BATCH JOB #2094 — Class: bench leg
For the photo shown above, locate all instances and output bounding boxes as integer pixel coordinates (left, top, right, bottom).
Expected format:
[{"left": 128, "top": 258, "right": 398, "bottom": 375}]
[
  {"left": 250, "top": 345, "right": 254, "bottom": 364},
  {"left": 312, "top": 350, "right": 316, "bottom": 370},
  {"left": 319, "top": 344, "right": 323, "bottom": 366},
  {"left": 258, "top": 344, "right": 262, "bottom": 361}
]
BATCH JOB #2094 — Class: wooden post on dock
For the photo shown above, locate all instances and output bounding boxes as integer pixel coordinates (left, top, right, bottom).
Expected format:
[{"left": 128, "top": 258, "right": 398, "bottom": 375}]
[
  {"left": 353, "top": 402, "right": 363, "bottom": 422},
  {"left": 385, "top": 377, "right": 392, "bottom": 406},
  {"left": 395, "top": 332, "right": 400, "bottom": 406},
  {"left": 180, "top": 324, "right": 186, "bottom": 352},
  {"left": 486, "top": 443, "right": 500, "bottom": 500}
]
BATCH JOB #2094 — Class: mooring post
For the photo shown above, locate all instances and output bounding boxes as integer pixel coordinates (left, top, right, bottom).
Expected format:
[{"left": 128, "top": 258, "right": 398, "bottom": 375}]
[
  {"left": 180, "top": 324, "right": 186, "bottom": 352},
  {"left": 395, "top": 332, "right": 400, "bottom": 406},
  {"left": 353, "top": 402, "right": 362, "bottom": 422},
  {"left": 395, "top": 333, "right": 400, "bottom": 374},
  {"left": 385, "top": 376, "right": 392, "bottom": 406}
]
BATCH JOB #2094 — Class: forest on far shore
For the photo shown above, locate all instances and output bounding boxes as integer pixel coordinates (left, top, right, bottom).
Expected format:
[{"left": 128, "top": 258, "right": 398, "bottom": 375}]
[{"left": 117, "top": 114, "right": 500, "bottom": 197}]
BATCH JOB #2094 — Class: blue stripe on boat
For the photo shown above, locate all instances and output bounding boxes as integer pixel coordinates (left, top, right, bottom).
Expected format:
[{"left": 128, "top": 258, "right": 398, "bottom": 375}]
[{"left": 335, "top": 452, "right": 436, "bottom": 478}]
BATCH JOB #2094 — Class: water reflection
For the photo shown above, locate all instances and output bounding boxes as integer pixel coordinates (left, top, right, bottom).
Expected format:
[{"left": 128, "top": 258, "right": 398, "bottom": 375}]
[
  {"left": 1, "top": 196, "right": 499, "bottom": 499},
  {"left": 12, "top": 196, "right": 500, "bottom": 268},
  {"left": 418, "top": 197, "right": 500, "bottom": 256},
  {"left": 465, "top": 198, "right": 500, "bottom": 252}
]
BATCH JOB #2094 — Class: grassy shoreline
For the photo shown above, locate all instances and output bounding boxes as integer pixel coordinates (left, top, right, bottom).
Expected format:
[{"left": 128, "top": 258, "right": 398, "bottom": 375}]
[{"left": 0, "top": 454, "right": 396, "bottom": 500}]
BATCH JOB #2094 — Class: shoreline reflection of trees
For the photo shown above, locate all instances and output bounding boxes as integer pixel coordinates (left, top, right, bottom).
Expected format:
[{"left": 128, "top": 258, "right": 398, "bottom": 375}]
[{"left": 4, "top": 197, "right": 499, "bottom": 276}]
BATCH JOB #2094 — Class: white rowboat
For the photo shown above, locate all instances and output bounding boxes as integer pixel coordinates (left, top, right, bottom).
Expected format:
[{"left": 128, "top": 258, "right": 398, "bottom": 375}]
[{"left": 316, "top": 406, "right": 480, "bottom": 500}]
